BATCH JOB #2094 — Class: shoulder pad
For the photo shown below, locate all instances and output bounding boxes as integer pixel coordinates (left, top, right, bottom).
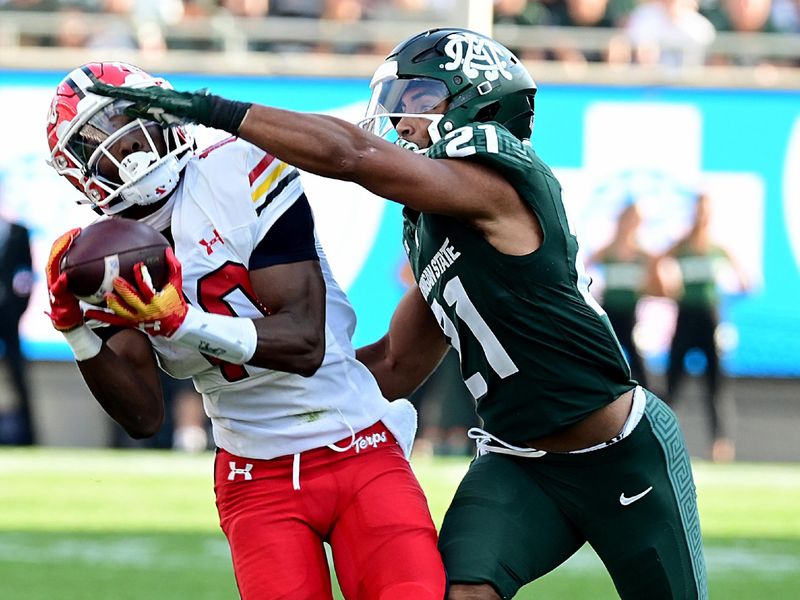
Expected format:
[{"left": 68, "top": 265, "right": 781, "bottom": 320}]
[{"left": 427, "top": 122, "right": 533, "bottom": 173}]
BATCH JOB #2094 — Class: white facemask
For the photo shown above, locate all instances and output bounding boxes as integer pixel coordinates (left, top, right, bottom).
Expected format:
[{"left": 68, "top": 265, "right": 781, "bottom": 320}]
[{"left": 119, "top": 151, "right": 182, "bottom": 206}]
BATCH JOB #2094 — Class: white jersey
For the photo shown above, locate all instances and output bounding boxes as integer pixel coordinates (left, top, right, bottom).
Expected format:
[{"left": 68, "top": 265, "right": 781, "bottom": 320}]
[{"left": 149, "top": 138, "right": 391, "bottom": 459}]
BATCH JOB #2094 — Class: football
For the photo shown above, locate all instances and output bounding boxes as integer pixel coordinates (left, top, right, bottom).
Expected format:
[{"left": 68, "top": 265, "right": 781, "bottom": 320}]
[{"left": 60, "top": 219, "right": 171, "bottom": 305}]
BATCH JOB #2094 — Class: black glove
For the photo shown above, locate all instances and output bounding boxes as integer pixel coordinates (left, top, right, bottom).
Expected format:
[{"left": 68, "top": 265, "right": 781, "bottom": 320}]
[{"left": 87, "top": 82, "right": 252, "bottom": 134}]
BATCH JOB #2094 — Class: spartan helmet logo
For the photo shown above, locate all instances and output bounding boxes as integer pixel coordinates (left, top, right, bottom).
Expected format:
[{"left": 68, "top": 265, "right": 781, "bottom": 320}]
[{"left": 440, "top": 32, "right": 514, "bottom": 82}]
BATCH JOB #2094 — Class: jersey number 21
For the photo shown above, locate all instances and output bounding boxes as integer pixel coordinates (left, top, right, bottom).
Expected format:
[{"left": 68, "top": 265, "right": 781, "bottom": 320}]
[{"left": 430, "top": 276, "right": 518, "bottom": 399}]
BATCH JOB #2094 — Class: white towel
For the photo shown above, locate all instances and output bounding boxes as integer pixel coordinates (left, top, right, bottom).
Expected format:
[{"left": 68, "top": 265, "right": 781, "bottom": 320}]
[{"left": 381, "top": 398, "right": 418, "bottom": 460}]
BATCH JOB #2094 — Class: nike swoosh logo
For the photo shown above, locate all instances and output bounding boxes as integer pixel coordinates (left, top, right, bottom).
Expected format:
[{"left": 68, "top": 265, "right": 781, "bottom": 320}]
[{"left": 619, "top": 486, "right": 653, "bottom": 506}]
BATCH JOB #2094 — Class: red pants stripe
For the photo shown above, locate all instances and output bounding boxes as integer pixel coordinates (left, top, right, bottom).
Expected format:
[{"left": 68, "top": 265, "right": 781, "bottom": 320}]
[{"left": 214, "top": 423, "right": 446, "bottom": 600}]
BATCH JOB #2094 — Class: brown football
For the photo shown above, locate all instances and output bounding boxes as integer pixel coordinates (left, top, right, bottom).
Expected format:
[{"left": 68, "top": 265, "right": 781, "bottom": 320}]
[{"left": 60, "top": 219, "right": 170, "bottom": 305}]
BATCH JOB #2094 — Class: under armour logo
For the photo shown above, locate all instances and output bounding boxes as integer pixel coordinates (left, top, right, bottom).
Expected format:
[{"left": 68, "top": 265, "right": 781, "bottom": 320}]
[
  {"left": 142, "top": 319, "right": 162, "bottom": 333},
  {"left": 199, "top": 229, "right": 224, "bottom": 255},
  {"left": 228, "top": 461, "right": 253, "bottom": 481}
]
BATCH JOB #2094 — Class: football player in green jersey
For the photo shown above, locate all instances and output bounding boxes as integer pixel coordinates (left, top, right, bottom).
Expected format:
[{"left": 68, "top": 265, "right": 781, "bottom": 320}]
[{"left": 88, "top": 27, "right": 707, "bottom": 600}]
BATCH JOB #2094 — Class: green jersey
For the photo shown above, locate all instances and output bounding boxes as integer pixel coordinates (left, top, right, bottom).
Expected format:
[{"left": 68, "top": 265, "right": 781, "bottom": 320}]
[
  {"left": 402, "top": 122, "right": 634, "bottom": 442},
  {"left": 674, "top": 244, "right": 726, "bottom": 309},
  {"left": 600, "top": 252, "right": 648, "bottom": 314}
]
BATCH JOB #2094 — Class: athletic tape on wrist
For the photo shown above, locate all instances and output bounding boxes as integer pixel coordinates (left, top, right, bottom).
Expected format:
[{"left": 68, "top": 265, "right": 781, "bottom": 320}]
[
  {"left": 206, "top": 96, "right": 252, "bottom": 133},
  {"left": 62, "top": 324, "right": 103, "bottom": 361},
  {"left": 169, "top": 306, "right": 257, "bottom": 364}
]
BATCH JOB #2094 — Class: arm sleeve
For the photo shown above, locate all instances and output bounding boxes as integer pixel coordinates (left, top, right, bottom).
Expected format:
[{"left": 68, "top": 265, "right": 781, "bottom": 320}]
[{"left": 249, "top": 193, "right": 319, "bottom": 270}]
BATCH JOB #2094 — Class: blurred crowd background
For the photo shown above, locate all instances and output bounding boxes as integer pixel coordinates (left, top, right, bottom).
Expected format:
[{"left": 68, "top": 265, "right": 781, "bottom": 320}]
[{"left": 0, "top": 0, "right": 798, "bottom": 69}]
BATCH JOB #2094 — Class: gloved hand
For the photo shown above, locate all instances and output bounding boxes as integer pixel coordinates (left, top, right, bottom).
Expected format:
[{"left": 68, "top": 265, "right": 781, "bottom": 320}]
[
  {"left": 45, "top": 228, "right": 84, "bottom": 332},
  {"left": 87, "top": 81, "right": 252, "bottom": 134},
  {"left": 85, "top": 247, "right": 188, "bottom": 337}
]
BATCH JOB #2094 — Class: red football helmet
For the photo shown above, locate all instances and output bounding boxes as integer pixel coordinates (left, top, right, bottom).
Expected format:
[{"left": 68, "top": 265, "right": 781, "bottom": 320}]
[{"left": 46, "top": 62, "right": 194, "bottom": 215}]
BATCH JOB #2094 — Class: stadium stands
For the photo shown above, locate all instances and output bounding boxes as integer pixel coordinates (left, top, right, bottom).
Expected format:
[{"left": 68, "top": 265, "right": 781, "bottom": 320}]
[{"left": 0, "top": 0, "right": 799, "bottom": 85}]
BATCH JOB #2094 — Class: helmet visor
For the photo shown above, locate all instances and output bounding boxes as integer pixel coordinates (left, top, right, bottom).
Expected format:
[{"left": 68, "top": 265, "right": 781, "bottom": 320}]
[
  {"left": 359, "top": 77, "right": 450, "bottom": 139},
  {"left": 66, "top": 99, "right": 141, "bottom": 167}
]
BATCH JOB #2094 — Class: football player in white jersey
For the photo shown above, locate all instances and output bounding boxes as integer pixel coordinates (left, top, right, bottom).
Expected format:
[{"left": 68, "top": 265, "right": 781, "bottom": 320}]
[{"left": 44, "top": 62, "right": 446, "bottom": 600}]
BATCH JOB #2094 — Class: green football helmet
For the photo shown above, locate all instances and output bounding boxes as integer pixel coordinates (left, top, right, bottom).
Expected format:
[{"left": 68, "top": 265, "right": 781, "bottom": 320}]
[{"left": 360, "top": 28, "right": 537, "bottom": 148}]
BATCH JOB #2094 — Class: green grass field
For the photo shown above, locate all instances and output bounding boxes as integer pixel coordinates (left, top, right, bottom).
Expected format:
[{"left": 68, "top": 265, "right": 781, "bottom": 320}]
[{"left": 1, "top": 448, "right": 799, "bottom": 599}]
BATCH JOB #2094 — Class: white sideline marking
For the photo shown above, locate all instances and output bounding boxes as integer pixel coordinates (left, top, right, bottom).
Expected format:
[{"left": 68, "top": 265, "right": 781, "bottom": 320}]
[
  {"left": 0, "top": 535, "right": 230, "bottom": 568},
  {"left": 1, "top": 537, "right": 798, "bottom": 575}
]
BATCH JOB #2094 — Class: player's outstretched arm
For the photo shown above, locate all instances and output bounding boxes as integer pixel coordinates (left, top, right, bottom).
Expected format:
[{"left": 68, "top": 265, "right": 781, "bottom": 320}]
[
  {"left": 235, "top": 105, "right": 520, "bottom": 224},
  {"left": 86, "top": 84, "right": 519, "bottom": 223},
  {"left": 356, "top": 286, "right": 449, "bottom": 400}
]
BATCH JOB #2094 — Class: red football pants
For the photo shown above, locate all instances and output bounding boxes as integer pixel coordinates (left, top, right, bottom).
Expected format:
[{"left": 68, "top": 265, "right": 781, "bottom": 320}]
[{"left": 214, "top": 423, "right": 446, "bottom": 600}]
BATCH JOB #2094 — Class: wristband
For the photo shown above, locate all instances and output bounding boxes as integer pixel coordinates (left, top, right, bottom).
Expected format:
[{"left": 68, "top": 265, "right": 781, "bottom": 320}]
[
  {"left": 62, "top": 324, "right": 103, "bottom": 362},
  {"left": 169, "top": 305, "right": 257, "bottom": 364},
  {"left": 206, "top": 95, "right": 252, "bottom": 133}
]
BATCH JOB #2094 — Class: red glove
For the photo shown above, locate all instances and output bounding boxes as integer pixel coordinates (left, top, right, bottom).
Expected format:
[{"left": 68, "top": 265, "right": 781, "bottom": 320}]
[
  {"left": 86, "top": 247, "right": 188, "bottom": 337},
  {"left": 45, "top": 228, "right": 84, "bottom": 332}
]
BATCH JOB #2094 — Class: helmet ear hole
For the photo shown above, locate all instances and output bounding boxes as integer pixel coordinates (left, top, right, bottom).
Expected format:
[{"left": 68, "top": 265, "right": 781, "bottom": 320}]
[{"left": 475, "top": 101, "right": 500, "bottom": 123}]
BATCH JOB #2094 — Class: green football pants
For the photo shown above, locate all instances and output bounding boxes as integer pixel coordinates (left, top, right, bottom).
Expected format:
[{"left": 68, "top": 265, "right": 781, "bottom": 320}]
[{"left": 438, "top": 390, "right": 707, "bottom": 599}]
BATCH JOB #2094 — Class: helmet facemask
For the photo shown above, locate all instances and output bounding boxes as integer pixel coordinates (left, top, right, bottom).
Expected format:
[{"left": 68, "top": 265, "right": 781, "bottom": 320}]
[
  {"left": 78, "top": 100, "right": 189, "bottom": 210},
  {"left": 361, "top": 28, "right": 537, "bottom": 148},
  {"left": 47, "top": 63, "right": 194, "bottom": 216},
  {"left": 359, "top": 61, "right": 448, "bottom": 152},
  {"left": 54, "top": 99, "right": 191, "bottom": 214}
]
